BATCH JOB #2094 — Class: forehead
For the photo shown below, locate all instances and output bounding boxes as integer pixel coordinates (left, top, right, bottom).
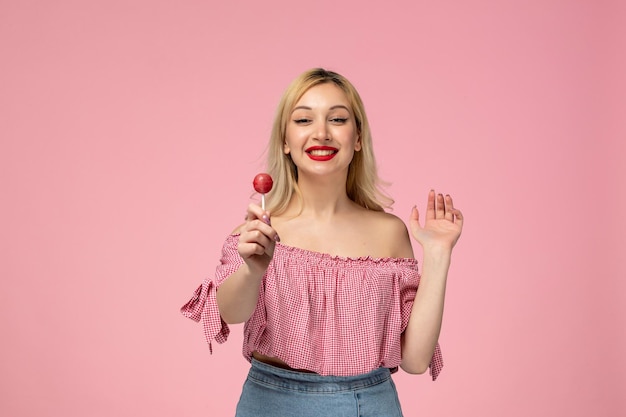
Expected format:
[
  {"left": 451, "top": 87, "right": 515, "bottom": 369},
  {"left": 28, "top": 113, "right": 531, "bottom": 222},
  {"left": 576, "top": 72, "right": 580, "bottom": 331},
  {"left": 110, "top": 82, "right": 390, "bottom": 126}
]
[{"left": 293, "top": 82, "right": 351, "bottom": 109}]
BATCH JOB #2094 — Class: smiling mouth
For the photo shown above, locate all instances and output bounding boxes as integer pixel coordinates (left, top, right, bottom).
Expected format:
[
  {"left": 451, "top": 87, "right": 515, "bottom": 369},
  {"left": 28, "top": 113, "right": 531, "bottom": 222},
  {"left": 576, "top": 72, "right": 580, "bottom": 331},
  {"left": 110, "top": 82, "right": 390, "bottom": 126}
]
[
  {"left": 305, "top": 146, "right": 338, "bottom": 156},
  {"left": 307, "top": 149, "right": 337, "bottom": 156}
]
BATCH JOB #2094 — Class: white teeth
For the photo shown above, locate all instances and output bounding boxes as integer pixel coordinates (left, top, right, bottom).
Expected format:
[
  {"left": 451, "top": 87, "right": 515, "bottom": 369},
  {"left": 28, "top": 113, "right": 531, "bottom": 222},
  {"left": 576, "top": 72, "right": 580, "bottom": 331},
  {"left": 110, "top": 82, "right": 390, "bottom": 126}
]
[{"left": 309, "top": 149, "right": 336, "bottom": 156}]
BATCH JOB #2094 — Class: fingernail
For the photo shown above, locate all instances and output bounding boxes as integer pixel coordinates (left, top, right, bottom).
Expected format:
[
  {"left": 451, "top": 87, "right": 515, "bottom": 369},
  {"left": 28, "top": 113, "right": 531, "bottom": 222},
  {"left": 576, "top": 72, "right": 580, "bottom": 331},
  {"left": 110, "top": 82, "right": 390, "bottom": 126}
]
[
  {"left": 262, "top": 214, "right": 271, "bottom": 225},
  {"left": 274, "top": 234, "right": 281, "bottom": 242}
]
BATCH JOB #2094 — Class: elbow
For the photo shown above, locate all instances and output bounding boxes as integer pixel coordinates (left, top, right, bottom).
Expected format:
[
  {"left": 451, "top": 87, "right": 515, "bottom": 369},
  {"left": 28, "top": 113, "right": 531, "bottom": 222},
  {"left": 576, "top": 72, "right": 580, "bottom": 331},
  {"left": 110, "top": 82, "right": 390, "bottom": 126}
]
[
  {"left": 216, "top": 290, "right": 254, "bottom": 324},
  {"left": 216, "top": 303, "right": 250, "bottom": 324},
  {"left": 220, "top": 315, "right": 246, "bottom": 325},
  {"left": 400, "top": 357, "right": 430, "bottom": 375},
  {"left": 216, "top": 302, "right": 249, "bottom": 325},
  {"left": 400, "top": 363, "right": 429, "bottom": 375}
]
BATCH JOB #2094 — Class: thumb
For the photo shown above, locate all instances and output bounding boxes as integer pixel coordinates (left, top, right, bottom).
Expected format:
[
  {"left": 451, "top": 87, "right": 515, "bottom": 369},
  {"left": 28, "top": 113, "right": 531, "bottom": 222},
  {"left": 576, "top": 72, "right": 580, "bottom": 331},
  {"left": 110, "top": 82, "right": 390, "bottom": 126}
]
[{"left": 409, "top": 205, "right": 421, "bottom": 229}]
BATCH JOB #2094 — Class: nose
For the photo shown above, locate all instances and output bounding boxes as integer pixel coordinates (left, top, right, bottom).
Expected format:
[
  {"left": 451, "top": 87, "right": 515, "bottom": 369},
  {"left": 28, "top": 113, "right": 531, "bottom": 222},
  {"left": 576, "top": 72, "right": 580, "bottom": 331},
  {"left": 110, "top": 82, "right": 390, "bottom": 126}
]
[{"left": 312, "top": 119, "right": 330, "bottom": 141}]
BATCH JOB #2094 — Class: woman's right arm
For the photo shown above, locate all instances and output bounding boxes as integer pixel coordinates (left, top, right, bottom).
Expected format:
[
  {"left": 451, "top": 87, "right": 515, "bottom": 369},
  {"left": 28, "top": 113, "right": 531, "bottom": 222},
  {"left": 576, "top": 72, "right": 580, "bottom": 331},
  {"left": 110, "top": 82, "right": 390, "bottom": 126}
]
[{"left": 216, "top": 203, "right": 279, "bottom": 324}]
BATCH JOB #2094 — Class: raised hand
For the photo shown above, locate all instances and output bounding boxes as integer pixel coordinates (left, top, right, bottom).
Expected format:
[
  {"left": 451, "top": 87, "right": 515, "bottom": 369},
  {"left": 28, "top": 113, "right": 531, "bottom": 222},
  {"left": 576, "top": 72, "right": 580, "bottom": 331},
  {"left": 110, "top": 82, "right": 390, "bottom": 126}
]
[
  {"left": 409, "top": 190, "right": 463, "bottom": 251},
  {"left": 238, "top": 203, "right": 279, "bottom": 276}
]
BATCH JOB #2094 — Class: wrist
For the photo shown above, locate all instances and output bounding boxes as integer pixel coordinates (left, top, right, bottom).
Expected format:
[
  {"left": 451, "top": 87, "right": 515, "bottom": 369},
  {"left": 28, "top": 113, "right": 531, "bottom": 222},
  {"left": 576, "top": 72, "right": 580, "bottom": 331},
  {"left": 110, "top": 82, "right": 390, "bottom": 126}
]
[
  {"left": 243, "top": 261, "right": 268, "bottom": 281},
  {"left": 422, "top": 243, "right": 453, "bottom": 257},
  {"left": 422, "top": 245, "right": 452, "bottom": 268}
]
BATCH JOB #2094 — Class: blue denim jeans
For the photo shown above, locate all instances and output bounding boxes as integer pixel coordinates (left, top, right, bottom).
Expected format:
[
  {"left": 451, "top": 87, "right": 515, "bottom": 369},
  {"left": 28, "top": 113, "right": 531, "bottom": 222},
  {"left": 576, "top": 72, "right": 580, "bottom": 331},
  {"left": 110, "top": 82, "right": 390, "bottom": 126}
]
[{"left": 235, "top": 359, "right": 404, "bottom": 417}]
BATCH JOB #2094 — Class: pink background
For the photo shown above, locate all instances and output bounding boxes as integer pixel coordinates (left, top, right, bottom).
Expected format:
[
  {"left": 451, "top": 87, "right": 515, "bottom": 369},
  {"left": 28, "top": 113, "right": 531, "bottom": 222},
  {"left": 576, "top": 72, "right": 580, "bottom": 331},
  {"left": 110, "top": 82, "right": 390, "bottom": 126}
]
[{"left": 1, "top": 0, "right": 624, "bottom": 416}]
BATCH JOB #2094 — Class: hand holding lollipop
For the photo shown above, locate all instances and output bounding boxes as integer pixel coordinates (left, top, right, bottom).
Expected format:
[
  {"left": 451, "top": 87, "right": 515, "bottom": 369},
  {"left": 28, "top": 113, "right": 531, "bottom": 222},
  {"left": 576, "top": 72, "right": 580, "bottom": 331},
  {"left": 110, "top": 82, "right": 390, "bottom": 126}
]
[{"left": 253, "top": 173, "right": 273, "bottom": 210}]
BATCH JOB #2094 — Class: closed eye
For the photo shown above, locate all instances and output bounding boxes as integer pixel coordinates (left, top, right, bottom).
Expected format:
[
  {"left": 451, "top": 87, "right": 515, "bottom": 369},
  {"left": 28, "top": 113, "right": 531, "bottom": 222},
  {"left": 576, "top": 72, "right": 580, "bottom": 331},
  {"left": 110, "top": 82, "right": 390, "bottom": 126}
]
[{"left": 330, "top": 118, "right": 348, "bottom": 124}]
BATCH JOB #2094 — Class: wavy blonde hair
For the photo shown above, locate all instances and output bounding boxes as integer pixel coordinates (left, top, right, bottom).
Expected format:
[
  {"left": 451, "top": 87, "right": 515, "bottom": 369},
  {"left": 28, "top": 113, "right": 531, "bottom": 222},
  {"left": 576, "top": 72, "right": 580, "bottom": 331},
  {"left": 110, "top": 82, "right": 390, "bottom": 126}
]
[{"left": 265, "top": 68, "right": 393, "bottom": 215}]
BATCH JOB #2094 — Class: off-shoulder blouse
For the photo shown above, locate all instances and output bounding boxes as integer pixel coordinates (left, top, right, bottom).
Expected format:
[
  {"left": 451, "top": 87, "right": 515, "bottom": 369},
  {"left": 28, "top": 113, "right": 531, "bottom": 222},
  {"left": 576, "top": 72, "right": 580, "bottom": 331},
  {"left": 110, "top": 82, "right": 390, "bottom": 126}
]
[{"left": 181, "top": 234, "right": 443, "bottom": 380}]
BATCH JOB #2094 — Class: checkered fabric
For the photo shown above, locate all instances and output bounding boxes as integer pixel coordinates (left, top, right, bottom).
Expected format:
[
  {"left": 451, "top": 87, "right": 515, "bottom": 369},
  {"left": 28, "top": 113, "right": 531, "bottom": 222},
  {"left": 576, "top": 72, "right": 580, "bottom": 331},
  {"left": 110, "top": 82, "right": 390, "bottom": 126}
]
[{"left": 181, "top": 234, "right": 443, "bottom": 380}]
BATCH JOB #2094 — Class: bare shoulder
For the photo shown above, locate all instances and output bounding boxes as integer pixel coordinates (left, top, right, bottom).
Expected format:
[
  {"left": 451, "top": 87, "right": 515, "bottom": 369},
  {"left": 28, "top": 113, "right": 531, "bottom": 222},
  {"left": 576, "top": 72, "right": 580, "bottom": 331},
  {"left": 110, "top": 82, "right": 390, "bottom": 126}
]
[
  {"left": 362, "top": 210, "right": 415, "bottom": 259},
  {"left": 365, "top": 210, "right": 406, "bottom": 233}
]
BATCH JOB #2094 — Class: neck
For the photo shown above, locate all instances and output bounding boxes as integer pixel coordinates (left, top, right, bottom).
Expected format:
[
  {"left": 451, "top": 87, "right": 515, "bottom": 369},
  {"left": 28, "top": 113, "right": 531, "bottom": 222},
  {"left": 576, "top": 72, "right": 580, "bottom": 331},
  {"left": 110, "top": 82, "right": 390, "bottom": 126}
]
[{"left": 288, "top": 172, "right": 353, "bottom": 219}]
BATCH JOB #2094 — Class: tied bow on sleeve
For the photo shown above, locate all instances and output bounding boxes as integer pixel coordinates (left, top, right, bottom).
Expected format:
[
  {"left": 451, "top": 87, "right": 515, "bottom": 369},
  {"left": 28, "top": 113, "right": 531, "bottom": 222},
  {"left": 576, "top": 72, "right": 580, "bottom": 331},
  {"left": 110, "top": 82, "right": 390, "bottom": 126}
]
[{"left": 180, "top": 277, "right": 230, "bottom": 353}]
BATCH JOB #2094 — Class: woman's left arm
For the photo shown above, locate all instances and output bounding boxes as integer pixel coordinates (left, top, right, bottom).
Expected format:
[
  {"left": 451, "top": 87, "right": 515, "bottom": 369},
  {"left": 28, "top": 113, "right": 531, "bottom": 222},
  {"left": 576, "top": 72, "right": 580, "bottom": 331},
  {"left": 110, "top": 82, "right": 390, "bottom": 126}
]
[{"left": 400, "top": 190, "right": 463, "bottom": 374}]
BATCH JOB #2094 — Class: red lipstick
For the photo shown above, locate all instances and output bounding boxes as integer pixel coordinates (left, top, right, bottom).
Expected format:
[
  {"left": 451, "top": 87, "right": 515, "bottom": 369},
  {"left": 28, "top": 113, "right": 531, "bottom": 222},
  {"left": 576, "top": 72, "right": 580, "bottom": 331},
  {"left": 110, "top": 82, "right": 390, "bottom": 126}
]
[{"left": 305, "top": 146, "right": 338, "bottom": 161}]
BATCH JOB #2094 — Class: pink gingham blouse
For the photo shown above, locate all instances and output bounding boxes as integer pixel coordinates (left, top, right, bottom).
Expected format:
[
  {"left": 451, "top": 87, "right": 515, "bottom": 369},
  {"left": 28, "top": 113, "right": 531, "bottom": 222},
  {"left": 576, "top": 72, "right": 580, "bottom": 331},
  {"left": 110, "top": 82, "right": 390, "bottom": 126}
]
[{"left": 181, "top": 234, "right": 443, "bottom": 380}]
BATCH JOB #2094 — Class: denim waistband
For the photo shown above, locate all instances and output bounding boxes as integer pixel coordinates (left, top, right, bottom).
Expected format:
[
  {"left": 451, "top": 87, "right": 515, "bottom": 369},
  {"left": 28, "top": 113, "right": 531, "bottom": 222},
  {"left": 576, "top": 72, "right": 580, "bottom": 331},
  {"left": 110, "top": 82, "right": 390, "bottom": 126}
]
[{"left": 247, "top": 358, "right": 392, "bottom": 394}]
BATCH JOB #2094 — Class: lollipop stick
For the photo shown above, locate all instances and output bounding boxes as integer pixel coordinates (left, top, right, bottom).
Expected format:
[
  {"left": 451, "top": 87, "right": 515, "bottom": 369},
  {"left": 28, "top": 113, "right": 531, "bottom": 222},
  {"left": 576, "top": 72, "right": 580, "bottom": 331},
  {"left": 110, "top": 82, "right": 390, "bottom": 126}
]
[{"left": 261, "top": 194, "right": 266, "bottom": 210}]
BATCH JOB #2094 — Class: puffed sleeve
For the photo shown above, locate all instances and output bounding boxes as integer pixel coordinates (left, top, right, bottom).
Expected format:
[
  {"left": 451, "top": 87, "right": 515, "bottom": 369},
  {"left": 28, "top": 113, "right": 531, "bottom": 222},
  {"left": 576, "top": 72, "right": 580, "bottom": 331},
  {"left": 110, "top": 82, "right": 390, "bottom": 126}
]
[
  {"left": 180, "top": 235, "right": 243, "bottom": 353},
  {"left": 399, "top": 263, "right": 444, "bottom": 381}
]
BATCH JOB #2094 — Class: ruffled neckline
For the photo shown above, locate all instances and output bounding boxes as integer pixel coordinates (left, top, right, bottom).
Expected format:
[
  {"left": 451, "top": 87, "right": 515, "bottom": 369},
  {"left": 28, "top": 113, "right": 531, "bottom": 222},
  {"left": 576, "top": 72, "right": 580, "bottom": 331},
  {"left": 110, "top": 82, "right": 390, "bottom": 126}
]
[{"left": 227, "top": 233, "right": 419, "bottom": 267}]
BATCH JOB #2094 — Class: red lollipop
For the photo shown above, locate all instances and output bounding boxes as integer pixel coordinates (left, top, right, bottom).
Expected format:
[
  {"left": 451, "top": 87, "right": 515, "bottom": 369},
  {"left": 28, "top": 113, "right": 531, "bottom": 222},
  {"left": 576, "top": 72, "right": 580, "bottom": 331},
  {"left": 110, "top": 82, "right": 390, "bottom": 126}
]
[{"left": 253, "top": 173, "right": 273, "bottom": 210}]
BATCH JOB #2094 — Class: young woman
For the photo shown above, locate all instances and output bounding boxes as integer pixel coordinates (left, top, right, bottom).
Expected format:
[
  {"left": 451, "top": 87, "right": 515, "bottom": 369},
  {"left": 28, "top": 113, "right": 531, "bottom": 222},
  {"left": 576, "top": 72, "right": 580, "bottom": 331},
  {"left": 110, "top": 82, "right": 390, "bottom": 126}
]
[{"left": 181, "top": 68, "right": 463, "bottom": 416}]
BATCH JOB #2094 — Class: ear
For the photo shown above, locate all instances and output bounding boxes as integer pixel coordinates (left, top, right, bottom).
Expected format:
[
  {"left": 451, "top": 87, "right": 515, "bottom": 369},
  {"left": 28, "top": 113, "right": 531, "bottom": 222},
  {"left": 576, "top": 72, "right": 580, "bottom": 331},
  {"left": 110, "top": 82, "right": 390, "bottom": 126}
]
[
  {"left": 283, "top": 141, "right": 291, "bottom": 154},
  {"left": 354, "top": 135, "right": 362, "bottom": 152}
]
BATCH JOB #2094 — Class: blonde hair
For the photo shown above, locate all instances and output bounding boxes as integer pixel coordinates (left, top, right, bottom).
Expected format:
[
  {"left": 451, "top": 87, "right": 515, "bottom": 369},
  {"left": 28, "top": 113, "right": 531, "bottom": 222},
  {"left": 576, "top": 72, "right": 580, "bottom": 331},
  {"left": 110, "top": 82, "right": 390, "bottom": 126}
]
[{"left": 265, "top": 68, "right": 393, "bottom": 214}]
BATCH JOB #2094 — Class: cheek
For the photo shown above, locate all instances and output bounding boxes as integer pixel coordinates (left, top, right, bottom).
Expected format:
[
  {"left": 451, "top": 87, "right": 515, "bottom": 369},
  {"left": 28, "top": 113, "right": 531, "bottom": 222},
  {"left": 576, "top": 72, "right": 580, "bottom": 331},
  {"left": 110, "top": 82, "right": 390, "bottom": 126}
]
[
  {"left": 284, "top": 129, "right": 305, "bottom": 154},
  {"left": 341, "top": 125, "right": 360, "bottom": 150}
]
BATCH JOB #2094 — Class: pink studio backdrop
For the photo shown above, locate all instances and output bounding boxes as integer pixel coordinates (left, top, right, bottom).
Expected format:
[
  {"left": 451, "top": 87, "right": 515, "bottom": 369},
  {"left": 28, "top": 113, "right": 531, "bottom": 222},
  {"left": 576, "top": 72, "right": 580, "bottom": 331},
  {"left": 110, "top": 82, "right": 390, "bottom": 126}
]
[{"left": 1, "top": 1, "right": 624, "bottom": 416}]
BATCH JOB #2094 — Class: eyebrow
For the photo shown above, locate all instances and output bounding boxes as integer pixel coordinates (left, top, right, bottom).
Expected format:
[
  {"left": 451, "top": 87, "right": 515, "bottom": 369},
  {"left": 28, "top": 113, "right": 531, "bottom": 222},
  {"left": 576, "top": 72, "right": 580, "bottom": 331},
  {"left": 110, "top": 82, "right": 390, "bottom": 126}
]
[{"left": 291, "top": 105, "right": 351, "bottom": 113}]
